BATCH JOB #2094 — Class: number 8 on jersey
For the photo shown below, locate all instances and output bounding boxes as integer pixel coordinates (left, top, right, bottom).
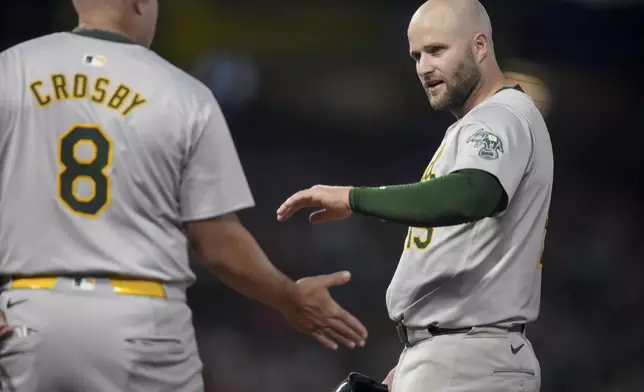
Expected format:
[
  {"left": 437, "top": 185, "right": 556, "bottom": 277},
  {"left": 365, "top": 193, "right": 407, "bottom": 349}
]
[{"left": 57, "top": 123, "right": 113, "bottom": 218}]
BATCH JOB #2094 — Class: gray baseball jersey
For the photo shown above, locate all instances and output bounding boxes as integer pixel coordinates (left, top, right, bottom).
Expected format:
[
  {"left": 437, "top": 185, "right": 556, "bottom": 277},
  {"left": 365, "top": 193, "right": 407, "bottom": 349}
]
[
  {"left": 0, "top": 32, "right": 255, "bottom": 284},
  {"left": 386, "top": 87, "right": 553, "bottom": 329}
]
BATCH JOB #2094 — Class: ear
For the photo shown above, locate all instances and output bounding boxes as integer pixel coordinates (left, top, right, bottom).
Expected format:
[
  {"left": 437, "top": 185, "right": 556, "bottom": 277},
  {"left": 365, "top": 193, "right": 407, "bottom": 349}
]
[
  {"left": 132, "top": 0, "right": 147, "bottom": 16},
  {"left": 472, "top": 33, "right": 490, "bottom": 63}
]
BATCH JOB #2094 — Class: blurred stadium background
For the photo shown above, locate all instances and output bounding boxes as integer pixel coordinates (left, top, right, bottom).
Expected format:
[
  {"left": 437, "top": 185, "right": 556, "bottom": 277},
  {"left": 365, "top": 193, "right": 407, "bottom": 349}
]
[{"left": 2, "top": 0, "right": 644, "bottom": 391}]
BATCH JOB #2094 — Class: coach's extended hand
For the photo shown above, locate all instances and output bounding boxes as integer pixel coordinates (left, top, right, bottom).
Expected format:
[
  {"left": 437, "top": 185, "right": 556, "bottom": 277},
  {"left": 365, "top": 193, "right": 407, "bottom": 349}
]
[
  {"left": 282, "top": 271, "right": 367, "bottom": 350},
  {"left": 277, "top": 185, "right": 353, "bottom": 224}
]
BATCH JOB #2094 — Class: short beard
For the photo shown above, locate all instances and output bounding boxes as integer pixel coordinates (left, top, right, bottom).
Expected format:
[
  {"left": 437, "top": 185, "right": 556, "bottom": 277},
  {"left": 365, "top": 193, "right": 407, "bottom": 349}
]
[{"left": 428, "top": 53, "right": 481, "bottom": 112}]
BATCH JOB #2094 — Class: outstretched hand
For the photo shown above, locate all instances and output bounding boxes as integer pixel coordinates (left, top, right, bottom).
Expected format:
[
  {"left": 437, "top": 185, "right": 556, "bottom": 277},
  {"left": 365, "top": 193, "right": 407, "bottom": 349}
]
[
  {"left": 276, "top": 185, "right": 353, "bottom": 224},
  {"left": 280, "top": 271, "right": 368, "bottom": 350}
]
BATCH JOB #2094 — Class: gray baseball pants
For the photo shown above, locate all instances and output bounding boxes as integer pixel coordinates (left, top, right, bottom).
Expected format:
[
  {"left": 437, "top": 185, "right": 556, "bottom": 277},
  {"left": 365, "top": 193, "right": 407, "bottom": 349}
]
[
  {"left": 391, "top": 326, "right": 540, "bottom": 392},
  {"left": 0, "top": 277, "right": 203, "bottom": 392}
]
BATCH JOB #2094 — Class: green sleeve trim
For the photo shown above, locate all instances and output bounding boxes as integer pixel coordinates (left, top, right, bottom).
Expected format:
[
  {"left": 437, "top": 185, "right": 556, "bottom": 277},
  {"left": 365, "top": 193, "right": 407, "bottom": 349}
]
[{"left": 349, "top": 169, "right": 507, "bottom": 227}]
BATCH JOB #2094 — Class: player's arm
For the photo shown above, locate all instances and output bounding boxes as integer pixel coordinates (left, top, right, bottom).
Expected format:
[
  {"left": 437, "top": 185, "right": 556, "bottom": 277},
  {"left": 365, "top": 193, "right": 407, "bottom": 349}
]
[
  {"left": 185, "top": 212, "right": 365, "bottom": 343},
  {"left": 347, "top": 169, "right": 505, "bottom": 227},
  {"left": 277, "top": 107, "right": 530, "bottom": 227},
  {"left": 182, "top": 91, "right": 367, "bottom": 349},
  {"left": 185, "top": 215, "right": 366, "bottom": 350},
  {"left": 277, "top": 170, "right": 504, "bottom": 227},
  {"left": 184, "top": 214, "right": 295, "bottom": 312}
]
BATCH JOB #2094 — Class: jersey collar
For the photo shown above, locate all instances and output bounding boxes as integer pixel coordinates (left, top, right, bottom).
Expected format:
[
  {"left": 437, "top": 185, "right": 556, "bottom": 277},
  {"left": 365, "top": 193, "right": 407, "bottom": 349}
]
[
  {"left": 72, "top": 29, "right": 137, "bottom": 45},
  {"left": 495, "top": 84, "right": 525, "bottom": 94}
]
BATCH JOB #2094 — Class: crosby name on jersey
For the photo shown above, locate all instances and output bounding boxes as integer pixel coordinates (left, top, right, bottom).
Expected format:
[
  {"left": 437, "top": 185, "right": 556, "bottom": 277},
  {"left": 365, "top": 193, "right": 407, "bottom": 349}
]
[{"left": 29, "top": 72, "right": 148, "bottom": 117}]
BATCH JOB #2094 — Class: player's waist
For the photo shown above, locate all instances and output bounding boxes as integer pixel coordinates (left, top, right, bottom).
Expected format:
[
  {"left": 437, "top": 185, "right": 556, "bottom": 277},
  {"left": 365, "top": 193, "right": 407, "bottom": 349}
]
[
  {"left": 0, "top": 275, "right": 186, "bottom": 301},
  {"left": 395, "top": 323, "right": 526, "bottom": 348}
]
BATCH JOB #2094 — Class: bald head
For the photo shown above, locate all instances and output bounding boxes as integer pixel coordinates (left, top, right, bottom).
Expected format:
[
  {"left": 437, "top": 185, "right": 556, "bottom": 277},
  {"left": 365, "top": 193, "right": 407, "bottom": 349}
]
[
  {"left": 407, "top": 0, "right": 503, "bottom": 115},
  {"left": 71, "top": 0, "right": 158, "bottom": 48},
  {"left": 72, "top": 0, "right": 127, "bottom": 15},
  {"left": 410, "top": 0, "right": 492, "bottom": 43}
]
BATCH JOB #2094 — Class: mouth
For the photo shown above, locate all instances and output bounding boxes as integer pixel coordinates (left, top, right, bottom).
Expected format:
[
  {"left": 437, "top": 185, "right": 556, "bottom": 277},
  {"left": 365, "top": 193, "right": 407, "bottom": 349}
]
[{"left": 424, "top": 80, "right": 445, "bottom": 94}]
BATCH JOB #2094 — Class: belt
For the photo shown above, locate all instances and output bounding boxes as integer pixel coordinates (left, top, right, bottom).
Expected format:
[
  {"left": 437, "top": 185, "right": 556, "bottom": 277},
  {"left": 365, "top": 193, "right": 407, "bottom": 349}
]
[
  {"left": 3, "top": 276, "right": 185, "bottom": 301},
  {"left": 396, "top": 323, "right": 526, "bottom": 348}
]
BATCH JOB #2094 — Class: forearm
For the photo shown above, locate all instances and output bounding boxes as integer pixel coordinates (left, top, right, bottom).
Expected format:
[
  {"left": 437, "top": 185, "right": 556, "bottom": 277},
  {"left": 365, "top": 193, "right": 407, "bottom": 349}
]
[
  {"left": 191, "top": 218, "right": 295, "bottom": 311},
  {"left": 349, "top": 169, "right": 506, "bottom": 227}
]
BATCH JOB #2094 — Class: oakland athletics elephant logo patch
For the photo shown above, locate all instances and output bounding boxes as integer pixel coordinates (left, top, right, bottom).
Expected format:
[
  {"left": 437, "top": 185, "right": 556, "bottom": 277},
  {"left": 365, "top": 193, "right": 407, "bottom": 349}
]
[{"left": 467, "top": 129, "right": 504, "bottom": 160}]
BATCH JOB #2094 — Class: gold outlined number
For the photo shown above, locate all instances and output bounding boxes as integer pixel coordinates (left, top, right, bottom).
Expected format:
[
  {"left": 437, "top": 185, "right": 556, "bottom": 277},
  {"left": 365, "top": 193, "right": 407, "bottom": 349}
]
[
  {"left": 405, "top": 227, "right": 434, "bottom": 250},
  {"left": 421, "top": 143, "right": 446, "bottom": 182},
  {"left": 57, "top": 124, "right": 113, "bottom": 218}
]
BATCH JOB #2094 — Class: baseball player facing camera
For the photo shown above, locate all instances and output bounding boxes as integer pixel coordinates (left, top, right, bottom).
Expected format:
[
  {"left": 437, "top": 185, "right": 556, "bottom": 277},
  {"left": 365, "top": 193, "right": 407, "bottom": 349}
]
[{"left": 280, "top": 1, "right": 553, "bottom": 391}]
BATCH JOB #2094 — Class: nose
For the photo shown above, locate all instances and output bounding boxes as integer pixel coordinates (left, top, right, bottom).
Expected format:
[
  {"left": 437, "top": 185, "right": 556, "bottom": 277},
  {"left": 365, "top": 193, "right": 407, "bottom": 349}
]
[{"left": 417, "top": 52, "right": 436, "bottom": 78}]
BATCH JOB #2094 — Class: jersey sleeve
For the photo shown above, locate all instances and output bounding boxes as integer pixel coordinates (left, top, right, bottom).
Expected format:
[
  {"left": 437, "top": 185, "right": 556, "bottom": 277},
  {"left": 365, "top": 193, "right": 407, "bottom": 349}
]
[
  {"left": 448, "top": 106, "right": 533, "bottom": 204},
  {"left": 179, "top": 92, "right": 255, "bottom": 222}
]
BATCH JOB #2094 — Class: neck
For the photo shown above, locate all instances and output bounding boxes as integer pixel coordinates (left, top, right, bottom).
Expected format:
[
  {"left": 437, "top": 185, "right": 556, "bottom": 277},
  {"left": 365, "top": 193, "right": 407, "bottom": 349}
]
[
  {"left": 75, "top": 18, "right": 137, "bottom": 43},
  {"left": 451, "top": 68, "right": 505, "bottom": 119}
]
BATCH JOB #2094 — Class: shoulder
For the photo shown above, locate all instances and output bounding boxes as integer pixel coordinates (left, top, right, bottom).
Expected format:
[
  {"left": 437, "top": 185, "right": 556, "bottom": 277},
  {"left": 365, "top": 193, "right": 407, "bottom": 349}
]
[
  {"left": 449, "top": 91, "right": 539, "bottom": 153},
  {"left": 143, "top": 55, "right": 225, "bottom": 130},
  {"left": 1, "top": 33, "right": 68, "bottom": 59},
  {"left": 461, "top": 89, "right": 539, "bottom": 133},
  {"left": 140, "top": 51, "right": 222, "bottom": 130},
  {"left": 143, "top": 51, "right": 214, "bottom": 102},
  {"left": 0, "top": 33, "right": 68, "bottom": 96}
]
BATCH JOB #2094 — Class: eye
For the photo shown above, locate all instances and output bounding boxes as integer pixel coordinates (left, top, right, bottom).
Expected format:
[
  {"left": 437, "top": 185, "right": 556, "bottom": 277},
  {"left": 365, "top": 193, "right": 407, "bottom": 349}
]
[
  {"left": 427, "top": 46, "right": 445, "bottom": 56},
  {"left": 410, "top": 51, "right": 421, "bottom": 62}
]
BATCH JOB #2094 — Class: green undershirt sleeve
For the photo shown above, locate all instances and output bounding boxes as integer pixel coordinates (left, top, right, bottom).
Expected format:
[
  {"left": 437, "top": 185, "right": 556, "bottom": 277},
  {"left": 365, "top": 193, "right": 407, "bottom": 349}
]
[{"left": 348, "top": 169, "right": 508, "bottom": 228}]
